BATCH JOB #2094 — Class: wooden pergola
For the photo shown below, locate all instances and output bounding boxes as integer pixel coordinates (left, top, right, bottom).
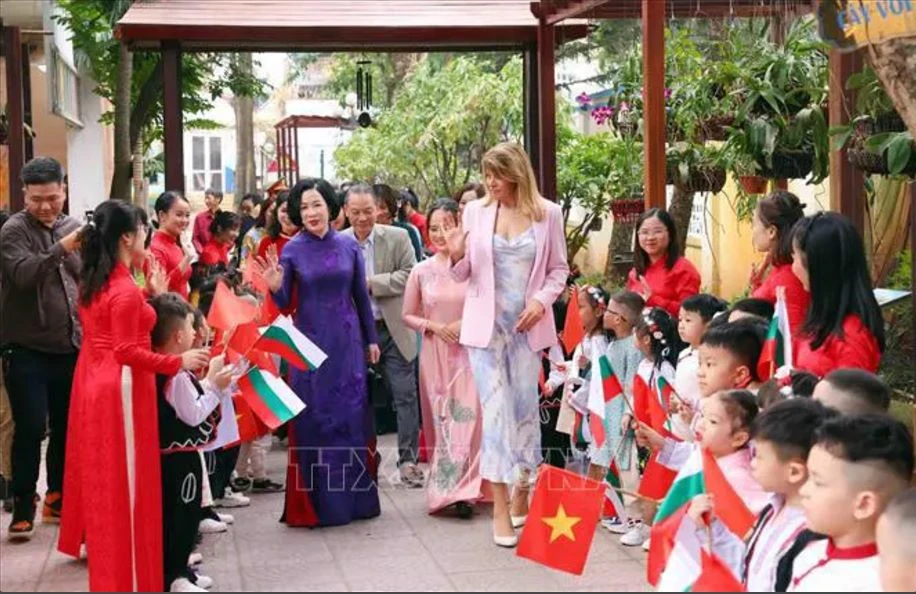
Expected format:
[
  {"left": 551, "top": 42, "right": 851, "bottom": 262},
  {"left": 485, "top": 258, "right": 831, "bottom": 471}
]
[
  {"left": 114, "top": 0, "right": 587, "bottom": 200},
  {"left": 528, "top": 0, "right": 866, "bottom": 233},
  {"left": 273, "top": 114, "right": 357, "bottom": 185}
]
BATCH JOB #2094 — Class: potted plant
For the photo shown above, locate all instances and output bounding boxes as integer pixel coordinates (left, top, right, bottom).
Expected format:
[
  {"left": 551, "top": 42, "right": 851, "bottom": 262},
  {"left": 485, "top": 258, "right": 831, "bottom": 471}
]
[
  {"left": 606, "top": 136, "right": 645, "bottom": 222},
  {"left": 665, "top": 142, "right": 727, "bottom": 194}
]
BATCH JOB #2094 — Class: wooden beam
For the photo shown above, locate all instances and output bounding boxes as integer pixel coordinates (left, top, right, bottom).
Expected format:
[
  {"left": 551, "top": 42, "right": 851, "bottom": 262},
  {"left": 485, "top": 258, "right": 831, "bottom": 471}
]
[
  {"left": 537, "top": 18, "right": 557, "bottom": 200},
  {"left": 21, "top": 40, "right": 34, "bottom": 162},
  {"left": 642, "top": 0, "right": 666, "bottom": 210},
  {"left": 535, "top": 0, "right": 611, "bottom": 25},
  {"left": 828, "top": 48, "right": 864, "bottom": 235},
  {"left": 4, "top": 26, "right": 25, "bottom": 212},
  {"left": 162, "top": 41, "right": 184, "bottom": 192},
  {"left": 523, "top": 43, "right": 541, "bottom": 180}
]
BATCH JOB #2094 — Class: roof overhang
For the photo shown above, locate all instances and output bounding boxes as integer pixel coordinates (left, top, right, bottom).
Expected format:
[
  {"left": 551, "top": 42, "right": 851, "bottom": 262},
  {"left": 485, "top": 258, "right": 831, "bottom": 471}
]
[{"left": 116, "top": 0, "right": 588, "bottom": 52}]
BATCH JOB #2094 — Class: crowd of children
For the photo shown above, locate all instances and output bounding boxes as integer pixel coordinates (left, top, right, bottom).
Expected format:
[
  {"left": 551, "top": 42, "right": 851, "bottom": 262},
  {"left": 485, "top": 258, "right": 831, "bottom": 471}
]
[{"left": 538, "top": 274, "right": 914, "bottom": 592}]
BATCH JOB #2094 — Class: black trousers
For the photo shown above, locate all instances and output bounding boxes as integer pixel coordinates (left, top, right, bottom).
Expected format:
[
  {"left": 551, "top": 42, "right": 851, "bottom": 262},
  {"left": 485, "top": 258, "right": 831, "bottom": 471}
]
[
  {"left": 205, "top": 445, "right": 240, "bottom": 500},
  {"left": 539, "top": 401, "right": 568, "bottom": 468},
  {"left": 2, "top": 347, "right": 76, "bottom": 499},
  {"left": 162, "top": 451, "right": 202, "bottom": 587}
]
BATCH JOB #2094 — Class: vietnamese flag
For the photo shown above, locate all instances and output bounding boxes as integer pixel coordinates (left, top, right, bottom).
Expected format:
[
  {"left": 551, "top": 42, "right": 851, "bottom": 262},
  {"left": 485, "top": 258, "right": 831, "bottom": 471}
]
[
  {"left": 242, "top": 256, "right": 281, "bottom": 325},
  {"left": 207, "top": 281, "right": 259, "bottom": 331},
  {"left": 516, "top": 466, "right": 605, "bottom": 575},
  {"left": 561, "top": 288, "right": 585, "bottom": 354},
  {"left": 231, "top": 393, "right": 270, "bottom": 444}
]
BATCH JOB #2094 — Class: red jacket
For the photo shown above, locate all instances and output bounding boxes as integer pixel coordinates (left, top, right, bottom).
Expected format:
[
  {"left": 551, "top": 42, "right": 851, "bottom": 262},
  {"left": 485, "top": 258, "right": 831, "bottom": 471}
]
[
  {"left": 627, "top": 256, "right": 701, "bottom": 317},
  {"left": 192, "top": 210, "right": 215, "bottom": 254},
  {"left": 752, "top": 263, "right": 810, "bottom": 337},
  {"left": 408, "top": 211, "right": 428, "bottom": 247},
  {"left": 796, "top": 314, "right": 881, "bottom": 378},
  {"left": 149, "top": 230, "right": 191, "bottom": 299},
  {"left": 199, "top": 239, "right": 231, "bottom": 268}
]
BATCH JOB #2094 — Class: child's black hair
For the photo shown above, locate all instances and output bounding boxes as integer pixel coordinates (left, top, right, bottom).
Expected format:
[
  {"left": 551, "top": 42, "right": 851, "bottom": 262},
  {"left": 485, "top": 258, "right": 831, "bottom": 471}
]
[
  {"left": 822, "top": 368, "right": 892, "bottom": 413},
  {"left": 729, "top": 298, "right": 775, "bottom": 321},
  {"left": 149, "top": 292, "right": 195, "bottom": 347},
  {"left": 700, "top": 318, "right": 768, "bottom": 381},
  {"left": 752, "top": 398, "right": 837, "bottom": 461},
  {"left": 757, "top": 370, "right": 820, "bottom": 408},
  {"left": 717, "top": 389, "right": 759, "bottom": 433},
  {"left": 635, "top": 306, "right": 681, "bottom": 369},
  {"left": 815, "top": 414, "right": 915, "bottom": 484},
  {"left": 681, "top": 293, "right": 729, "bottom": 323}
]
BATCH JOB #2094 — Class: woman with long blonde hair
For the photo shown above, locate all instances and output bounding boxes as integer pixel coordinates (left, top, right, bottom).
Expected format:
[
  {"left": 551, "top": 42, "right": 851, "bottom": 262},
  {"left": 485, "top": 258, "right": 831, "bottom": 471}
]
[{"left": 446, "top": 142, "right": 569, "bottom": 547}]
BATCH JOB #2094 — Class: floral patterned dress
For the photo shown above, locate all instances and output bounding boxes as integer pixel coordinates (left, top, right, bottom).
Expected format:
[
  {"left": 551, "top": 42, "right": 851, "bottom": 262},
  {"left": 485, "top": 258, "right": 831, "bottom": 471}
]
[
  {"left": 466, "top": 228, "right": 541, "bottom": 484},
  {"left": 402, "top": 256, "right": 484, "bottom": 512}
]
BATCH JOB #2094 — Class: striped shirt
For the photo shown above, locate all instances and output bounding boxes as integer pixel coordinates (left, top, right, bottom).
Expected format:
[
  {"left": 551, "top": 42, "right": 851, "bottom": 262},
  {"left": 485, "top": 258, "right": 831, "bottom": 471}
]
[{"left": 744, "top": 496, "right": 808, "bottom": 592}]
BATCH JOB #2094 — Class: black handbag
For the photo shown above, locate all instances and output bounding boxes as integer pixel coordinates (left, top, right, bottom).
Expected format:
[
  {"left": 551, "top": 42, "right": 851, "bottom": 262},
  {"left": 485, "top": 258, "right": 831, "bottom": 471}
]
[{"left": 367, "top": 365, "right": 398, "bottom": 435}]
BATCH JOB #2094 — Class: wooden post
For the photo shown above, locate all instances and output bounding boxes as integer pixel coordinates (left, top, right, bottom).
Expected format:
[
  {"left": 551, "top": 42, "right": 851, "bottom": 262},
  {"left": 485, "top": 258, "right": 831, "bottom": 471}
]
[
  {"left": 537, "top": 18, "right": 557, "bottom": 199},
  {"left": 162, "top": 41, "right": 184, "bottom": 193},
  {"left": 4, "top": 26, "right": 25, "bottom": 212},
  {"left": 829, "top": 49, "right": 864, "bottom": 235},
  {"left": 642, "top": 0, "right": 666, "bottom": 210},
  {"left": 523, "top": 44, "right": 541, "bottom": 182},
  {"left": 21, "top": 40, "right": 33, "bottom": 162},
  {"left": 292, "top": 124, "right": 300, "bottom": 182}
]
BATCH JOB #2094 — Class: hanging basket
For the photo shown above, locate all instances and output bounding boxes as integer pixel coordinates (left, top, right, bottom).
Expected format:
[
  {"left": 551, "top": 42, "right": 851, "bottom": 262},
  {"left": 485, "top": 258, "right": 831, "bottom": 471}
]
[
  {"left": 848, "top": 147, "right": 916, "bottom": 177},
  {"left": 667, "top": 165, "right": 727, "bottom": 194},
  {"left": 699, "top": 114, "right": 735, "bottom": 141},
  {"left": 610, "top": 198, "right": 645, "bottom": 223},
  {"left": 874, "top": 111, "right": 907, "bottom": 134},
  {"left": 758, "top": 150, "right": 814, "bottom": 180},
  {"left": 614, "top": 120, "right": 640, "bottom": 139},
  {"left": 739, "top": 175, "right": 769, "bottom": 194}
]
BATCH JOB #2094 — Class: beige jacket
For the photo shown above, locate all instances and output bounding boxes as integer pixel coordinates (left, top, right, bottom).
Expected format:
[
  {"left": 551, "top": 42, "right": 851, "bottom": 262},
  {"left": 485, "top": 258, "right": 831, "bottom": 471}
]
[{"left": 342, "top": 224, "right": 418, "bottom": 361}]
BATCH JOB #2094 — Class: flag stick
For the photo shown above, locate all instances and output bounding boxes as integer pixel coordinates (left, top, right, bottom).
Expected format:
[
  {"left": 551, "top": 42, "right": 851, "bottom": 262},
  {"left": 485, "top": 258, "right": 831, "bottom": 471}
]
[
  {"left": 607, "top": 484, "right": 659, "bottom": 505},
  {"left": 704, "top": 522, "right": 714, "bottom": 553}
]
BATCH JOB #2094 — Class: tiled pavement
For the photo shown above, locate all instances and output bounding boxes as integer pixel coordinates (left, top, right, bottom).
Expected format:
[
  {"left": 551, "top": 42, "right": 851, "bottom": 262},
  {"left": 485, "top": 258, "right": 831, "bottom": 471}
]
[{"left": 0, "top": 435, "right": 649, "bottom": 592}]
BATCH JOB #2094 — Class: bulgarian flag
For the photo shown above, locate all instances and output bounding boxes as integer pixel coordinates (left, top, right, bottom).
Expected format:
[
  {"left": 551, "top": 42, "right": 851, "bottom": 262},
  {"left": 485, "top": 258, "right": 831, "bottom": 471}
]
[
  {"left": 255, "top": 315, "right": 328, "bottom": 371},
  {"left": 586, "top": 354, "right": 623, "bottom": 448},
  {"left": 647, "top": 447, "right": 756, "bottom": 589},
  {"left": 656, "top": 376, "right": 679, "bottom": 436},
  {"left": 238, "top": 367, "right": 306, "bottom": 429},
  {"left": 758, "top": 288, "right": 794, "bottom": 381},
  {"left": 602, "top": 460, "right": 628, "bottom": 522}
]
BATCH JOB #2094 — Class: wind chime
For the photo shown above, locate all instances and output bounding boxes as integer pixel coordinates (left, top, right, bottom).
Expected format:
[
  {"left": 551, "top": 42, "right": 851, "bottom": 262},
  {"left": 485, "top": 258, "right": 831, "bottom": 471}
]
[{"left": 356, "top": 60, "right": 373, "bottom": 128}]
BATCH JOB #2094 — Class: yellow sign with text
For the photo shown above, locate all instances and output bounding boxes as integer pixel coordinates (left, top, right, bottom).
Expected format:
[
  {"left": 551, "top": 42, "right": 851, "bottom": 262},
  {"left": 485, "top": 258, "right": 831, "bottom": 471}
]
[{"left": 818, "top": 0, "right": 916, "bottom": 50}]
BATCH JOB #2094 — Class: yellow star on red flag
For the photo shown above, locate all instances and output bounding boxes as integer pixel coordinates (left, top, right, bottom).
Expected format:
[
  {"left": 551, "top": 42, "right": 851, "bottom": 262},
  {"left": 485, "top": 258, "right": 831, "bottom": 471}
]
[{"left": 541, "top": 504, "right": 581, "bottom": 543}]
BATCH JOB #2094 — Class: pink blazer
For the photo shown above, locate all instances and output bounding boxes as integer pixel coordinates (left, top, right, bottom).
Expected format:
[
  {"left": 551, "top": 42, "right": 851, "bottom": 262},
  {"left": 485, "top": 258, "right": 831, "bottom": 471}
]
[{"left": 450, "top": 198, "right": 569, "bottom": 351}]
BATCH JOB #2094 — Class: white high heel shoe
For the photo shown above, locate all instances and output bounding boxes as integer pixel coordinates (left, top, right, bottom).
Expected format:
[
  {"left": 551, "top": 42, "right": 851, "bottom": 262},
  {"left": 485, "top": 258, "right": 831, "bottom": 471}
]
[
  {"left": 493, "top": 533, "right": 519, "bottom": 548},
  {"left": 510, "top": 514, "right": 527, "bottom": 528}
]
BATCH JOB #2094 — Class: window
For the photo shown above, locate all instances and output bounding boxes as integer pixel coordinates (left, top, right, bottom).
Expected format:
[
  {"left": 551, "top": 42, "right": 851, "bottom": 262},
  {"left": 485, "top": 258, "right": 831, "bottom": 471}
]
[
  {"left": 190, "top": 135, "right": 223, "bottom": 192},
  {"left": 50, "top": 49, "right": 82, "bottom": 127}
]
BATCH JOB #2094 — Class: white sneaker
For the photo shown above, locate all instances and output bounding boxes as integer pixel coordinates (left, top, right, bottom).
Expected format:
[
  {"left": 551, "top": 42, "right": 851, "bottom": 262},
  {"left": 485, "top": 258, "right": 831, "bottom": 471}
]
[
  {"left": 194, "top": 574, "right": 214, "bottom": 590},
  {"left": 198, "top": 518, "right": 228, "bottom": 534},
  {"left": 216, "top": 512, "right": 234, "bottom": 524},
  {"left": 214, "top": 488, "right": 250, "bottom": 508},
  {"left": 187, "top": 552, "right": 203, "bottom": 566},
  {"left": 619, "top": 522, "right": 650, "bottom": 547},
  {"left": 601, "top": 517, "right": 631, "bottom": 535},
  {"left": 642, "top": 535, "right": 652, "bottom": 551},
  {"left": 170, "top": 578, "right": 206, "bottom": 592}
]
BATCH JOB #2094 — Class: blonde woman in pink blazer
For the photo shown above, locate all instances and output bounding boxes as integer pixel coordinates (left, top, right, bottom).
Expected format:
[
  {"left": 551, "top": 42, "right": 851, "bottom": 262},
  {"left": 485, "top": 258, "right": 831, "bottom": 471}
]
[{"left": 446, "top": 143, "right": 569, "bottom": 547}]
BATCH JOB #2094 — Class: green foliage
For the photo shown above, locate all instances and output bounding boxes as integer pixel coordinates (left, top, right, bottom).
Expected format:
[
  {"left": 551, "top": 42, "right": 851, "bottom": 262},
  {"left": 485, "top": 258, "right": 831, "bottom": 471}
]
[
  {"left": 333, "top": 56, "right": 523, "bottom": 200},
  {"left": 54, "top": 0, "right": 267, "bottom": 147}
]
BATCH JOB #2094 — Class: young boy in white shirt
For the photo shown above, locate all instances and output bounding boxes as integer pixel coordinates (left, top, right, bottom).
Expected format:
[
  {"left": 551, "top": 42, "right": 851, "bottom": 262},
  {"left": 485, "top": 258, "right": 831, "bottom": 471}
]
[
  {"left": 876, "top": 488, "right": 916, "bottom": 592},
  {"left": 789, "top": 414, "right": 914, "bottom": 592}
]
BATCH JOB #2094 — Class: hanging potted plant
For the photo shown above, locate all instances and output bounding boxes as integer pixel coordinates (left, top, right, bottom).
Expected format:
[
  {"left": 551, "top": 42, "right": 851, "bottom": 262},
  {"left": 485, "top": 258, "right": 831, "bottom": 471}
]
[
  {"left": 607, "top": 136, "right": 645, "bottom": 222},
  {"left": 665, "top": 143, "right": 727, "bottom": 194}
]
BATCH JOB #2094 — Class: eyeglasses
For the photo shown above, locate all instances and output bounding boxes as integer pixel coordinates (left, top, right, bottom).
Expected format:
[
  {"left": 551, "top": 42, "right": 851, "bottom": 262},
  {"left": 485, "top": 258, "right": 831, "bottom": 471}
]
[{"left": 637, "top": 228, "right": 667, "bottom": 239}]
